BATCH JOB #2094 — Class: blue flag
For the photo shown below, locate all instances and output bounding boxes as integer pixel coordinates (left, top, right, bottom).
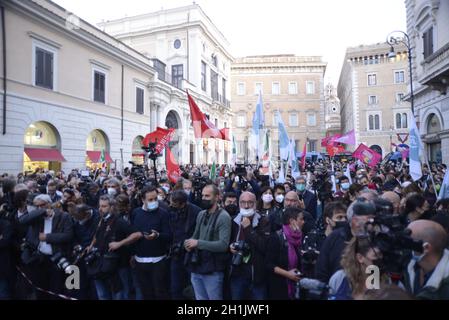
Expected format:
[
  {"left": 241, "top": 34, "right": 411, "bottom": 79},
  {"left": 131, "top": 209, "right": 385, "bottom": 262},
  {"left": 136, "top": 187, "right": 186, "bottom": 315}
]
[
  {"left": 278, "top": 111, "right": 289, "bottom": 161},
  {"left": 438, "top": 170, "right": 449, "bottom": 200},
  {"left": 252, "top": 92, "right": 264, "bottom": 159},
  {"left": 409, "top": 116, "right": 422, "bottom": 181}
]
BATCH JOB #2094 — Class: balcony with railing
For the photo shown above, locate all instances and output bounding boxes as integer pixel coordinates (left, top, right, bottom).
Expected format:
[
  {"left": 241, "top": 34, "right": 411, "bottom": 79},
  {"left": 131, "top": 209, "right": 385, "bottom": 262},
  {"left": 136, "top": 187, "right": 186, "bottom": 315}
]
[
  {"left": 420, "top": 41, "right": 449, "bottom": 93},
  {"left": 211, "top": 91, "right": 230, "bottom": 108}
]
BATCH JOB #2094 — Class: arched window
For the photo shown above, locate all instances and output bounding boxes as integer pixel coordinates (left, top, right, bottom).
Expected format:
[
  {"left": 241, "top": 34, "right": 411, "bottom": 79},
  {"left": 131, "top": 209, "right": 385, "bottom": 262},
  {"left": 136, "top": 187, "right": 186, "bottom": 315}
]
[
  {"left": 374, "top": 115, "right": 380, "bottom": 130},
  {"left": 401, "top": 113, "right": 408, "bottom": 128},
  {"left": 369, "top": 115, "right": 374, "bottom": 130}
]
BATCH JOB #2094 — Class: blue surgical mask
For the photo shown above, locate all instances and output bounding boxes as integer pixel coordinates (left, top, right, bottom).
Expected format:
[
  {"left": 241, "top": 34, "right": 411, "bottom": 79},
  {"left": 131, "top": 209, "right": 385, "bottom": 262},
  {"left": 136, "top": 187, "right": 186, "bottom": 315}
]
[
  {"left": 341, "top": 182, "right": 350, "bottom": 190},
  {"left": 296, "top": 184, "right": 305, "bottom": 192},
  {"left": 146, "top": 201, "right": 159, "bottom": 211},
  {"left": 411, "top": 251, "right": 425, "bottom": 263}
]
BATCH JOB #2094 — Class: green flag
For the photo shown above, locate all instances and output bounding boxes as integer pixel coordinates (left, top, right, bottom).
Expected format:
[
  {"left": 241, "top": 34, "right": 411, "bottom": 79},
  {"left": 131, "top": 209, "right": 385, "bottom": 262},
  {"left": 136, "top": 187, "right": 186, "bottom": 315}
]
[
  {"left": 209, "top": 162, "right": 216, "bottom": 181},
  {"left": 100, "top": 149, "right": 106, "bottom": 171}
]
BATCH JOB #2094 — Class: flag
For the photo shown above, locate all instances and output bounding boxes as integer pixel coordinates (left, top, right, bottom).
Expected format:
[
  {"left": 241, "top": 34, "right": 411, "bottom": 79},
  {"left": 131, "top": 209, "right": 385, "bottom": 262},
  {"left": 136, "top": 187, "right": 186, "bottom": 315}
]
[
  {"left": 268, "top": 161, "right": 274, "bottom": 187},
  {"left": 142, "top": 127, "right": 175, "bottom": 153},
  {"left": 277, "top": 162, "right": 286, "bottom": 183},
  {"left": 345, "top": 165, "right": 352, "bottom": 184},
  {"left": 334, "top": 129, "right": 356, "bottom": 145},
  {"left": 260, "top": 131, "right": 270, "bottom": 175},
  {"left": 326, "top": 144, "right": 345, "bottom": 157},
  {"left": 409, "top": 116, "right": 423, "bottom": 181},
  {"left": 278, "top": 112, "right": 290, "bottom": 161},
  {"left": 321, "top": 133, "right": 341, "bottom": 147},
  {"left": 187, "top": 92, "right": 225, "bottom": 139},
  {"left": 209, "top": 162, "right": 216, "bottom": 181},
  {"left": 438, "top": 170, "right": 449, "bottom": 200},
  {"left": 232, "top": 135, "right": 237, "bottom": 165},
  {"left": 289, "top": 139, "right": 300, "bottom": 179},
  {"left": 252, "top": 92, "right": 265, "bottom": 159},
  {"left": 301, "top": 141, "right": 307, "bottom": 170},
  {"left": 331, "top": 162, "right": 337, "bottom": 193},
  {"left": 353, "top": 143, "right": 381, "bottom": 168},
  {"left": 219, "top": 165, "right": 225, "bottom": 177},
  {"left": 100, "top": 149, "right": 106, "bottom": 171},
  {"left": 220, "top": 128, "right": 230, "bottom": 141},
  {"left": 165, "top": 147, "right": 181, "bottom": 183}
]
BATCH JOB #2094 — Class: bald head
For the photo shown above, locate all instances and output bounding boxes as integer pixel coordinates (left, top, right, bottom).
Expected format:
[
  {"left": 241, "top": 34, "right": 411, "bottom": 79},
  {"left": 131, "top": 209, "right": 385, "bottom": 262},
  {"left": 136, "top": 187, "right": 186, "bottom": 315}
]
[
  {"left": 284, "top": 191, "right": 300, "bottom": 209},
  {"left": 408, "top": 220, "right": 448, "bottom": 255},
  {"left": 381, "top": 191, "right": 401, "bottom": 214},
  {"left": 239, "top": 191, "right": 256, "bottom": 210}
]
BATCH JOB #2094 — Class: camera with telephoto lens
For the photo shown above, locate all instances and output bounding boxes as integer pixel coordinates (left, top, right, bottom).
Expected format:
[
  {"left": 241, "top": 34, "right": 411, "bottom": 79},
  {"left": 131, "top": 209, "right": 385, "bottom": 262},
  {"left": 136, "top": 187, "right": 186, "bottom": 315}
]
[
  {"left": 129, "top": 161, "right": 147, "bottom": 189},
  {"left": 295, "top": 276, "right": 329, "bottom": 300},
  {"left": 84, "top": 247, "right": 101, "bottom": 266},
  {"left": 50, "top": 252, "right": 72, "bottom": 273},
  {"left": 364, "top": 207, "right": 424, "bottom": 277},
  {"left": 188, "top": 249, "right": 200, "bottom": 265},
  {"left": 231, "top": 240, "right": 251, "bottom": 266}
]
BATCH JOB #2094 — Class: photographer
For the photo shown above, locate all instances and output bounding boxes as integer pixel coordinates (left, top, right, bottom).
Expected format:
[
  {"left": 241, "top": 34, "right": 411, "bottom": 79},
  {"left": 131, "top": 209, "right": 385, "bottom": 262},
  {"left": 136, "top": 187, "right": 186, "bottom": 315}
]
[
  {"left": 229, "top": 191, "right": 271, "bottom": 300},
  {"left": 168, "top": 190, "right": 201, "bottom": 299},
  {"left": 265, "top": 207, "right": 304, "bottom": 300},
  {"left": 184, "top": 184, "right": 231, "bottom": 300},
  {"left": 88, "top": 195, "right": 142, "bottom": 300},
  {"left": 403, "top": 220, "right": 449, "bottom": 299},
  {"left": 315, "top": 200, "right": 376, "bottom": 284},
  {"left": 132, "top": 186, "right": 171, "bottom": 300},
  {"left": 19, "top": 194, "right": 74, "bottom": 299}
]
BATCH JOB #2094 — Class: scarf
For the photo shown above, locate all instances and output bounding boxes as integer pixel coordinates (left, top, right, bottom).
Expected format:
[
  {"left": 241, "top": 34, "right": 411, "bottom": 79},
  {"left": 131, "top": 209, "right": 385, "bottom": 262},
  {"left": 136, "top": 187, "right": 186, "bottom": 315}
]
[{"left": 282, "top": 224, "right": 302, "bottom": 299}]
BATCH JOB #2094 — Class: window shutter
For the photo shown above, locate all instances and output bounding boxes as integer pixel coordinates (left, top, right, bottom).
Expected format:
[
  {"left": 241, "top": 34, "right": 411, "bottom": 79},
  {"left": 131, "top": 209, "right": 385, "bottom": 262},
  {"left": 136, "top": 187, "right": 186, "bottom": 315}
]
[{"left": 35, "top": 49, "right": 44, "bottom": 86}]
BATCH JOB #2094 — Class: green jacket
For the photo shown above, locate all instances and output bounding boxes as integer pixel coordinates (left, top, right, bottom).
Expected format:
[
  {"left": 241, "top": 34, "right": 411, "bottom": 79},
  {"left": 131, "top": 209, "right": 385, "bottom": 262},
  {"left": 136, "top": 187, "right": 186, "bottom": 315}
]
[
  {"left": 403, "top": 249, "right": 449, "bottom": 300},
  {"left": 192, "top": 207, "right": 231, "bottom": 253}
]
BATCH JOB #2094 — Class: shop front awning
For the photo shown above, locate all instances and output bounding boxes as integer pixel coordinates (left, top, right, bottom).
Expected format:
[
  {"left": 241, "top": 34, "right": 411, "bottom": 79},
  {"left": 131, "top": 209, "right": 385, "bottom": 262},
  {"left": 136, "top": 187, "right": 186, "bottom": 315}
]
[
  {"left": 86, "top": 151, "right": 113, "bottom": 163},
  {"left": 24, "top": 148, "right": 66, "bottom": 162}
]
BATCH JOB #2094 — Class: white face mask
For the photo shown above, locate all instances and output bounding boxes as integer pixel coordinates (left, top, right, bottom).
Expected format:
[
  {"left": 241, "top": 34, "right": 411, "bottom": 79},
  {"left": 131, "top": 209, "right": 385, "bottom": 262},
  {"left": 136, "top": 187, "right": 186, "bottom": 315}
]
[
  {"left": 162, "top": 186, "right": 170, "bottom": 193},
  {"left": 275, "top": 194, "right": 284, "bottom": 204},
  {"left": 157, "top": 195, "right": 164, "bottom": 201},
  {"left": 107, "top": 188, "right": 117, "bottom": 196},
  {"left": 262, "top": 194, "right": 274, "bottom": 203},
  {"left": 147, "top": 201, "right": 159, "bottom": 211},
  {"left": 240, "top": 208, "right": 255, "bottom": 217}
]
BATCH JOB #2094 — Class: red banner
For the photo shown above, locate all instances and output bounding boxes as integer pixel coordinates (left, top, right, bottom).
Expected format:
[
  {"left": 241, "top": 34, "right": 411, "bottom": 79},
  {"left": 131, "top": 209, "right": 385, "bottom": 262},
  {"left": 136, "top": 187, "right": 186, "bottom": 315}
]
[
  {"left": 142, "top": 127, "right": 175, "bottom": 154},
  {"left": 165, "top": 146, "right": 181, "bottom": 183},
  {"left": 353, "top": 143, "right": 381, "bottom": 168}
]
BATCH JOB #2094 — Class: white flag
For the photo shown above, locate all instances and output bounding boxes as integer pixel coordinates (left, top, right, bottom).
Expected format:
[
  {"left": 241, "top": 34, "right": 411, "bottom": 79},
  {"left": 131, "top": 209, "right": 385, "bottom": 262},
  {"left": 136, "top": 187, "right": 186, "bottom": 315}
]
[{"left": 409, "top": 116, "right": 423, "bottom": 181}]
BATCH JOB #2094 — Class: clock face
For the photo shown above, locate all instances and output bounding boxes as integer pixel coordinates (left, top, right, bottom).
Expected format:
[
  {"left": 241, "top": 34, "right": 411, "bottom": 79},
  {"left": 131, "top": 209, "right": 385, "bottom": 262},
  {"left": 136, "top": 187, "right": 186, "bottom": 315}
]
[{"left": 174, "top": 39, "right": 181, "bottom": 49}]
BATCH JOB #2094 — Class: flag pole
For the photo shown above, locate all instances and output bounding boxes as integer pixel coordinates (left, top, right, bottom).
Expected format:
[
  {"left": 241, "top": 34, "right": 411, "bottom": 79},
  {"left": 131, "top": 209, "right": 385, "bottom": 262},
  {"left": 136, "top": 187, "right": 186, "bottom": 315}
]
[{"left": 423, "top": 152, "right": 438, "bottom": 196}]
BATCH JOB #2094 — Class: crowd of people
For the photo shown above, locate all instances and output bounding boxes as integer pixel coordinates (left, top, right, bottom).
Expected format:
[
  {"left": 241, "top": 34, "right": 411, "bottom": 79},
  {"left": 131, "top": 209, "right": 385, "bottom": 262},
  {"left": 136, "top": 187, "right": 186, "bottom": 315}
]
[{"left": 0, "top": 158, "right": 449, "bottom": 300}]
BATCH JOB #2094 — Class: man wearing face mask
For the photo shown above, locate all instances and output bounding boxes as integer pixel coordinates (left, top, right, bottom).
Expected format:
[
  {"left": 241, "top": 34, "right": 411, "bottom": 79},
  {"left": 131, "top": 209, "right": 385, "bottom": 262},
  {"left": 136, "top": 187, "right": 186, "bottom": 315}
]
[
  {"left": 295, "top": 176, "right": 318, "bottom": 220},
  {"left": 168, "top": 190, "right": 201, "bottom": 299},
  {"left": 273, "top": 185, "right": 286, "bottom": 209},
  {"left": 131, "top": 186, "right": 171, "bottom": 300},
  {"left": 403, "top": 220, "right": 449, "bottom": 299},
  {"left": 323, "top": 201, "right": 348, "bottom": 237},
  {"left": 334, "top": 176, "right": 350, "bottom": 199},
  {"left": 228, "top": 191, "right": 271, "bottom": 300},
  {"left": 223, "top": 192, "right": 239, "bottom": 218},
  {"left": 184, "top": 184, "right": 231, "bottom": 300},
  {"left": 315, "top": 200, "right": 376, "bottom": 284},
  {"left": 106, "top": 178, "right": 122, "bottom": 198}
]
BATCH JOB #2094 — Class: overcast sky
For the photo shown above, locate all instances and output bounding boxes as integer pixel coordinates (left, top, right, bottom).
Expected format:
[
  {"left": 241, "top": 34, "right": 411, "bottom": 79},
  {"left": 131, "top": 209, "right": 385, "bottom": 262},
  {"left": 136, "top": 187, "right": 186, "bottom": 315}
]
[{"left": 53, "top": 0, "right": 407, "bottom": 86}]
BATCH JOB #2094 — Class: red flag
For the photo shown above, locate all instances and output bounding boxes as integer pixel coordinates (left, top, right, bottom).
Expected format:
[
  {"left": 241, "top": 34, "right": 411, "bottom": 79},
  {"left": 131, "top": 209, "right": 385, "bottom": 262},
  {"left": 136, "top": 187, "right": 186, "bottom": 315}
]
[
  {"left": 220, "top": 128, "right": 230, "bottom": 141},
  {"left": 142, "top": 127, "right": 175, "bottom": 153},
  {"left": 321, "top": 133, "right": 341, "bottom": 147},
  {"left": 187, "top": 92, "right": 225, "bottom": 140},
  {"left": 301, "top": 142, "right": 307, "bottom": 170},
  {"left": 219, "top": 165, "right": 226, "bottom": 177},
  {"left": 353, "top": 144, "right": 381, "bottom": 168},
  {"left": 326, "top": 144, "right": 345, "bottom": 157},
  {"left": 165, "top": 147, "right": 181, "bottom": 183}
]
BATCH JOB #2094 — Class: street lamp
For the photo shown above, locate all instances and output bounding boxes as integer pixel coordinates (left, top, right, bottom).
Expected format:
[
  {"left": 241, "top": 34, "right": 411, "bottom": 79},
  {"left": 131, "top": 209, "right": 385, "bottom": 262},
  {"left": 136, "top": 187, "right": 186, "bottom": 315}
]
[{"left": 386, "top": 31, "right": 415, "bottom": 117}]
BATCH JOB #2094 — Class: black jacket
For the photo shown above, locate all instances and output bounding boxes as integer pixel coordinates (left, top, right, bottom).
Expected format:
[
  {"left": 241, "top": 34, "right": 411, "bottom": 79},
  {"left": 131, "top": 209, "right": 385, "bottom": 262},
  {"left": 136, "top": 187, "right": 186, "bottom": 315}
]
[
  {"left": 229, "top": 213, "right": 271, "bottom": 285},
  {"left": 299, "top": 190, "right": 318, "bottom": 220},
  {"left": 73, "top": 211, "right": 101, "bottom": 248},
  {"left": 265, "top": 230, "right": 302, "bottom": 300},
  {"left": 169, "top": 202, "right": 201, "bottom": 246},
  {"left": 0, "top": 218, "right": 14, "bottom": 279},
  {"left": 315, "top": 223, "right": 352, "bottom": 283},
  {"left": 19, "top": 209, "right": 74, "bottom": 256}
]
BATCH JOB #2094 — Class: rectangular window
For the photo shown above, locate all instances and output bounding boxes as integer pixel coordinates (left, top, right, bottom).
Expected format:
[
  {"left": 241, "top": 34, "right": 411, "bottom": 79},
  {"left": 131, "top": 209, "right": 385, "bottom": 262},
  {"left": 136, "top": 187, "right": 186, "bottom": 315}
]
[
  {"left": 423, "top": 27, "right": 434, "bottom": 59},
  {"left": 272, "top": 82, "right": 280, "bottom": 95},
  {"left": 136, "top": 87, "right": 144, "bottom": 114},
  {"left": 368, "top": 74, "right": 377, "bottom": 86},
  {"left": 289, "top": 113, "right": 298, "bottom": 127},
  {"left": 152, "top": 59, "right": 166, "bottom": 82},
  {"left": 306, "top": 81, "right": 315, "bottom": 94},
  {"left": 201, "top": 61, "right": 207, "bottom": 91},
  {"left": 222, "top": 78, "right": 227, "bottom": 101},
  {"left": 255, "top": 82, "right": 263, "bottom": 95},
  {"left": 237, "top": 82, "right": 246, "bottom": 95},
  {"left": 394, "top": 71, "right": 405, "bottom": 84},
  {"left": 237, "top": 114, "right": 246, "bottom": 127},
  {"left": 307, "top": 114, "right": 316, "bottom": 126},
  {"left": 35, "top": 47, "right": 54, "bottom": 89},
  {"left": 171, "top": 64, "right": 183, "bottom": 89},
  {"left": 309, "top": 140, "right": 316, "bottom": 152},
  {"left": 288, "top": 82, "right": 298, "bottom": 95},
  {"left": 93, "top": 70, "right": 106, "bottom": 103},
  {"left": 368, "top": 114, "right": 381, "bottom": 130},
  {"left": 211, "top": 70, "right": 218, "bottom": 100},
  {"left": 396, "top": 93, "right": 404, "bottom": 103},
  {"left": 368, "top": 95, "right": 378, "bottom": 105}
]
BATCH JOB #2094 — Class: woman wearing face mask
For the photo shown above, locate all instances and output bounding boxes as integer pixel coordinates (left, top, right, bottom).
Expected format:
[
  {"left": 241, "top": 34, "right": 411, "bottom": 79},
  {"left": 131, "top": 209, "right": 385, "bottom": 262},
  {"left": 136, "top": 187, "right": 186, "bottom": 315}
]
[
  {"left": 266, "top": 207, "right": 304, "bottom": 300},
  {"left": 328, "top": 236, "right": 389, "bottom": 300},
  {"left": 257, "top": 186, "right": 276, "bottom": 217}
]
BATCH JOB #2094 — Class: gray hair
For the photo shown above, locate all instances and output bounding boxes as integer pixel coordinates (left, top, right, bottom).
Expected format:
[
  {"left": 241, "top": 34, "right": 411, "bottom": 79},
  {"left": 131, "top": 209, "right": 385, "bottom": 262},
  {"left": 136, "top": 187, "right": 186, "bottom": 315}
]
[{"left": 33, "top": 194, "right": 52, "bottom": 204}]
